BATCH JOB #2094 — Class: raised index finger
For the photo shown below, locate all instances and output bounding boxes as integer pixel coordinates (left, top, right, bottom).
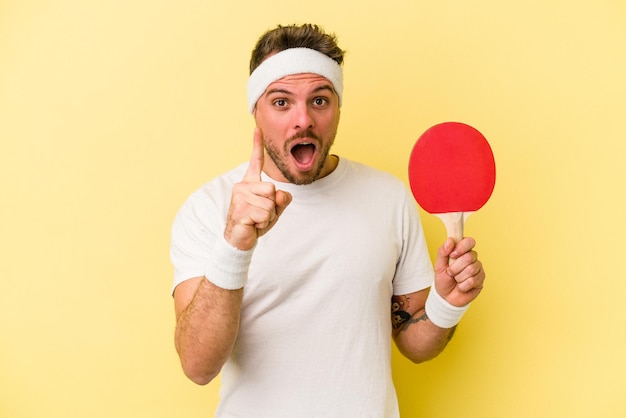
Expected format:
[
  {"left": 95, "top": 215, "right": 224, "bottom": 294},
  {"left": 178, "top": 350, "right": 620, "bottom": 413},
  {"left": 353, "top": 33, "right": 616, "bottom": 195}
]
[{"left": 243, "top": 128, "right": 264, "bottom": 182}]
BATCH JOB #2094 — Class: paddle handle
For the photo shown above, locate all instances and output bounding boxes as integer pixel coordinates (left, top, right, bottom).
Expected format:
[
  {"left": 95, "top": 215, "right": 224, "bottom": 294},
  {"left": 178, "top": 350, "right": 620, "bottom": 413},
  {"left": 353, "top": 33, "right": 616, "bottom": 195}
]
[
  {"left": 435, "top": 212, "right": 472, "bottom": 264},
  {"left": 435, "top": 211, "right": 474, "bottom": 244},
  {"left": 435, "top": 212, "right": 464, "bottom": 242}
]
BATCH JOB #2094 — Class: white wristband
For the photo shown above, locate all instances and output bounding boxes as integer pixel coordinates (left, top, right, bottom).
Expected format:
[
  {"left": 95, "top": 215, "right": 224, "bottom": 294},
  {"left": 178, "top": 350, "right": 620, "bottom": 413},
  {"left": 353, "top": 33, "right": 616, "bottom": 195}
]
[
  {"left": 203, "top": 237, "right": 254, "bottom": 290},
  {"left": 425, "top": 286, "right": 469, "bottom": 328}
]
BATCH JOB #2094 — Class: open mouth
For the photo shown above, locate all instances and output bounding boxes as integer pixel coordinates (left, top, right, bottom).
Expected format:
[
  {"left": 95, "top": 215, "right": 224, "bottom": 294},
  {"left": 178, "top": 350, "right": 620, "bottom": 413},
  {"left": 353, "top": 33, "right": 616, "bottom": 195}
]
[{"left": 291, "top": 142, "right": 317, "bottom": 167}]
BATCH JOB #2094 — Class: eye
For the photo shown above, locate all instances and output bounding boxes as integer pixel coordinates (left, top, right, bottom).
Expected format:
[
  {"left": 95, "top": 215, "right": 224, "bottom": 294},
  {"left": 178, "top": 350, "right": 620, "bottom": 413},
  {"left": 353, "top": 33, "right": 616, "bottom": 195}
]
[
  {"left": 313, "top": 97, "right": 328, "bottom": 106},
  {"left": 273, "top": 99, "right": 288, "bottom": 107}
]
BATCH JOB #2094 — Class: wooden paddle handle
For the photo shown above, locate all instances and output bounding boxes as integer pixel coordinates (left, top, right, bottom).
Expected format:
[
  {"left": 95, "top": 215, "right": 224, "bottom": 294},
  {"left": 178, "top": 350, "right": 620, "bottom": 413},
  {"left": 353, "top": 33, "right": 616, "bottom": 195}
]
[{"left": 436, "top": 212, "right": 464, "bottom": 242}]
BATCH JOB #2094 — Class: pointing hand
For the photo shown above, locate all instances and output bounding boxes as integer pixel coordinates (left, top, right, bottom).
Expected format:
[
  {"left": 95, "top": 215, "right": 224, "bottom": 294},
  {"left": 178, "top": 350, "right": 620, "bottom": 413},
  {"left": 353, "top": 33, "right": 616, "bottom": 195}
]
[{"left": 224, "top": 128, "right": 292, "bottom": 250}]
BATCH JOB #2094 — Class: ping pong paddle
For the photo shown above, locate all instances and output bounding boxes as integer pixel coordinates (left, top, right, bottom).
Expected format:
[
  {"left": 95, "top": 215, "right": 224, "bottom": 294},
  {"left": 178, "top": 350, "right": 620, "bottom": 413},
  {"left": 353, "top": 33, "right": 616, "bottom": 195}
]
[{"left": 408, "top": 122, "right": 495, "bottom": 243}]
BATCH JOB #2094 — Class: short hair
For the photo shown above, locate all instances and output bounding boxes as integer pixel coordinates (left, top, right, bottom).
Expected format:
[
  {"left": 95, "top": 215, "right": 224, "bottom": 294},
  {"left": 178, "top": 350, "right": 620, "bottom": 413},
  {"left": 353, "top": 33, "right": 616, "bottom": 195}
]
[{"left": 249, "top": 23, "right": 345, "bottom": 74}]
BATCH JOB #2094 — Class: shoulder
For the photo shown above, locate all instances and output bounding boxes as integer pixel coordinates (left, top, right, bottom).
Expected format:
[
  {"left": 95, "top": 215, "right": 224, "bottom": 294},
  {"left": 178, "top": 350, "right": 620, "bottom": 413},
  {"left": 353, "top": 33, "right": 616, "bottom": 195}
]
[
  {"left": 175, "top": 163, "right": 247, "bottom": 222},
  {"left": 186, "top": 163, "right": 246, "bottom": 203},
  {"left": 197, "top": 163, "right": 247, "bottom": 197},
  {"left": 342, "top": 158, "right": 409, "bottom": 194}
]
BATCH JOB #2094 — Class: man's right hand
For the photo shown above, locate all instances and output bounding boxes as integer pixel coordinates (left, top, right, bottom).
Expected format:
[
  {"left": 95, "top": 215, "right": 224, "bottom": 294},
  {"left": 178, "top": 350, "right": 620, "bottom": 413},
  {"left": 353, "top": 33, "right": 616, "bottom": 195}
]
[{"left": 224, "top": 128, "right": 292, "bottom": 251}]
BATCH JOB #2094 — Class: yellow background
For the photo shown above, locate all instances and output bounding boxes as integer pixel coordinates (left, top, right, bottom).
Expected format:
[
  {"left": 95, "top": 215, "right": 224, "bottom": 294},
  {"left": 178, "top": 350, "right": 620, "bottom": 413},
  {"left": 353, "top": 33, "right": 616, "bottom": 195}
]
[{"left": 1, "top": 1, "right": 625, "bottom": 417}]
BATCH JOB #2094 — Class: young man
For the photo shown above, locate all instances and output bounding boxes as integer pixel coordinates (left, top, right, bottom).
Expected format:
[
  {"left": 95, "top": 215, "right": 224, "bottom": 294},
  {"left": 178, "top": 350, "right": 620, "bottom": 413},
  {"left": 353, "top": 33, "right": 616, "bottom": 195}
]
[{"left": 171, "top": 24, "right": 485, "bottom": 417}]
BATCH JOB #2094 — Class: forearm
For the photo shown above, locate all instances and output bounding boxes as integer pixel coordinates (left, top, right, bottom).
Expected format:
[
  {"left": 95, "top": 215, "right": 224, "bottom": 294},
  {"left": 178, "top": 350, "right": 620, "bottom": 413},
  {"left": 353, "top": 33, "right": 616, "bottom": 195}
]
[
  {"left": 393, "top": 308, "right": 456, "bottom": 363},
  {"left": 394, "top": 236, "right": 484, "bottom": 363},
  {"left": 175, "top": 277, "right": 243, "bottom": 385}
]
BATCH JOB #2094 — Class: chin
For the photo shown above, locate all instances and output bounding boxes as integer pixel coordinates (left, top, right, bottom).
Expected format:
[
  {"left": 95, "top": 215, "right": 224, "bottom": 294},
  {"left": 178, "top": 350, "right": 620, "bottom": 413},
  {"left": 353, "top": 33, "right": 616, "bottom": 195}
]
[
  {"left": 281, "top": 166, "right": 322, "bottom": 185},
  {"left": 286, "top": 173, "right": 318, "bottom": 185}
]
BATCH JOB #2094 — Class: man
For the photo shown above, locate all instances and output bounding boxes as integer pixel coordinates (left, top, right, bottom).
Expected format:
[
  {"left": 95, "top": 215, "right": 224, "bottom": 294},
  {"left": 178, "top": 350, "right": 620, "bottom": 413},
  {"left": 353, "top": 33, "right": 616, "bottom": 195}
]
[{"left": 170, "top": 23, "right": 485, "bottom": 417}]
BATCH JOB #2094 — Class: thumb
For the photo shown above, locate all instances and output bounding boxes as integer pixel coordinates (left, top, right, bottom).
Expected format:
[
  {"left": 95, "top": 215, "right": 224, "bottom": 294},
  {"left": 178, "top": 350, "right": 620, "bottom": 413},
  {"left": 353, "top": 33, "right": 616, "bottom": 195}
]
[
  {"left": 275, "top": 190, "right": 292, "bottom": 217},
  {"left": 434, "top": 237, "right": 456, "bottom": 273}
]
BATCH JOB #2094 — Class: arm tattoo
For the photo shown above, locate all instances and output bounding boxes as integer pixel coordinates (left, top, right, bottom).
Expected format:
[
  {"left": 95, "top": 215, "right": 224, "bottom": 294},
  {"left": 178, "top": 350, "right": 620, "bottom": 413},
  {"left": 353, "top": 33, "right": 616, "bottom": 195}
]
[
  {"left": 400, "top": 311, "right": 429, "bottom": 332},
  {"left": 392, "top": 295, "right": 458, "bottom": 344},
  {"left": 391, "top": 295, "right": 428, "bottom": 330},
  {"left": 391, "top": 295, "right": 412, "bottom": 329},
  {"left": 399, "top": 312, "right": 458, "bottom": 340}
]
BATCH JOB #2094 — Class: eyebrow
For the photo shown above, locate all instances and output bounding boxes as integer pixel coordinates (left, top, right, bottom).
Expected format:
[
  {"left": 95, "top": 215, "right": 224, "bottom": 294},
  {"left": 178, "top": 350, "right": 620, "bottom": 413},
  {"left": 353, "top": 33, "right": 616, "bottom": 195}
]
[
  {"left": 312, "top": 84, "right": 336, "bottom": 95},
  {"left": 264, "top": 84, "right": 337, "bottom": 98},
  {"left": 264, "top": 88, "right": 293, "bottom": 97}
]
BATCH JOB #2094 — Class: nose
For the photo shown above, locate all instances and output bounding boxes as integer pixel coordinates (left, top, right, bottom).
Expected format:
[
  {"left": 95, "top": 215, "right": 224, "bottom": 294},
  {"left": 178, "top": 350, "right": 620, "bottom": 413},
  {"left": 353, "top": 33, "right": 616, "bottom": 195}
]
[{"left": 293, "top": 104, "right": 314, "bottom": 130}]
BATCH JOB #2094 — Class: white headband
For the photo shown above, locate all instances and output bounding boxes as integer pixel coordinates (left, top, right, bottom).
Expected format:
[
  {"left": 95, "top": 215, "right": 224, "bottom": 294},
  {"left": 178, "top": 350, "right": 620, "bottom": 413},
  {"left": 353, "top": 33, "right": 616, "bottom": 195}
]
[{"left": 246, "top": 47, "right": 343, "bottom": 114}]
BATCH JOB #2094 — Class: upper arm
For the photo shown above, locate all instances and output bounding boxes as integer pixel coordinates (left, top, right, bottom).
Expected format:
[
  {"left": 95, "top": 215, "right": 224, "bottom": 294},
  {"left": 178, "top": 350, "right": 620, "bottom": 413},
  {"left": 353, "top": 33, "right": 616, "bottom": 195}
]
[
  {"left": 173, "top": 276, "right": 204, "bottom": 320},
  {"left": 391, "top": 288, "right": 429, "bottom": 339},
  {"left": 392, "top": 287, "right": 458, "bottom": 363}
]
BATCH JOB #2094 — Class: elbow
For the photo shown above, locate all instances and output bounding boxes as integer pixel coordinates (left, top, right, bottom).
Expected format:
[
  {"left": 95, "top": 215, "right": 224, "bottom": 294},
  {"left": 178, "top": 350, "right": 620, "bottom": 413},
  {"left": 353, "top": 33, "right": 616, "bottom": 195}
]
[
  {"left": 405, "top": 351, "right": 441, "bottom": 364},
  {"left": 182, "top": 364, "right": 220, "bottom": 386},
  {"left": 395, "top": 340, "right": 445, "bottom": 364},
  {"left": 175, "top": 342, "right": 225, "bottom": 385},
  {"left": 180, "top": 357, "right": 222, "bottom": 386},
  {"left": 185, "top": 370, "right": 218, "bottom": 386}
]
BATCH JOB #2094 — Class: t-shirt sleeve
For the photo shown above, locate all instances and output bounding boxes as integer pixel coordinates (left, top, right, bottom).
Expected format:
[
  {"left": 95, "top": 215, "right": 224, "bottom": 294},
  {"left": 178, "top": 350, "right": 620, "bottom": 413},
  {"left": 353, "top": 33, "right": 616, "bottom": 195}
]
[
  {"left": 392, "top": 187, "right": 435, "bottom": 296},
  {"left": 169, "top": 190, "right": 223, "bottom": 294}
]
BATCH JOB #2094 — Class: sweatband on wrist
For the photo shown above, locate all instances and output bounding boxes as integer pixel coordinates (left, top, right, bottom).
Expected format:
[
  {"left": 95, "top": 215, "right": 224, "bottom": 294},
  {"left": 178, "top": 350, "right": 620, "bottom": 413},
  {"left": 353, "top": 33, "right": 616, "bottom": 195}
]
[
  {"left": 425, "top": 286, "right": 470, "bottom": 328},
  {"left": 246, "top": 47, "right": 343, "bottom": 114},
  {"left": 203, "top": 237, "right": 254, "bottom": 290}
]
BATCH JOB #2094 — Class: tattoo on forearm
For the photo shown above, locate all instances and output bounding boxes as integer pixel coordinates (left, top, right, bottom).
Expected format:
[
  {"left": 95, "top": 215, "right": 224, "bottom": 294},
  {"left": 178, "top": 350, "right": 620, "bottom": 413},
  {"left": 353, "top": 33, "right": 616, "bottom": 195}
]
[
  {"left": 401, "top": 312, "right": 428, "bottom": 331},
  {"left": 392, "top": 310, "right": 412, "bottom": 329},
  {"left": 391, "top": 295, "right": 429, "bottom": 330},
  {"left": 391, "top": 295, "right": 412, "bottom": 329}
]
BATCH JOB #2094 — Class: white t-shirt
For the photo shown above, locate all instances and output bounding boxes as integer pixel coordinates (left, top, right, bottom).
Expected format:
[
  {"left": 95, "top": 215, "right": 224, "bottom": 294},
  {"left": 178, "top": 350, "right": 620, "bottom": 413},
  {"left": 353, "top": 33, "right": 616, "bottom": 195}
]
[{"left": 171, "top": 158, "right": 434, "bottom": 418}]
